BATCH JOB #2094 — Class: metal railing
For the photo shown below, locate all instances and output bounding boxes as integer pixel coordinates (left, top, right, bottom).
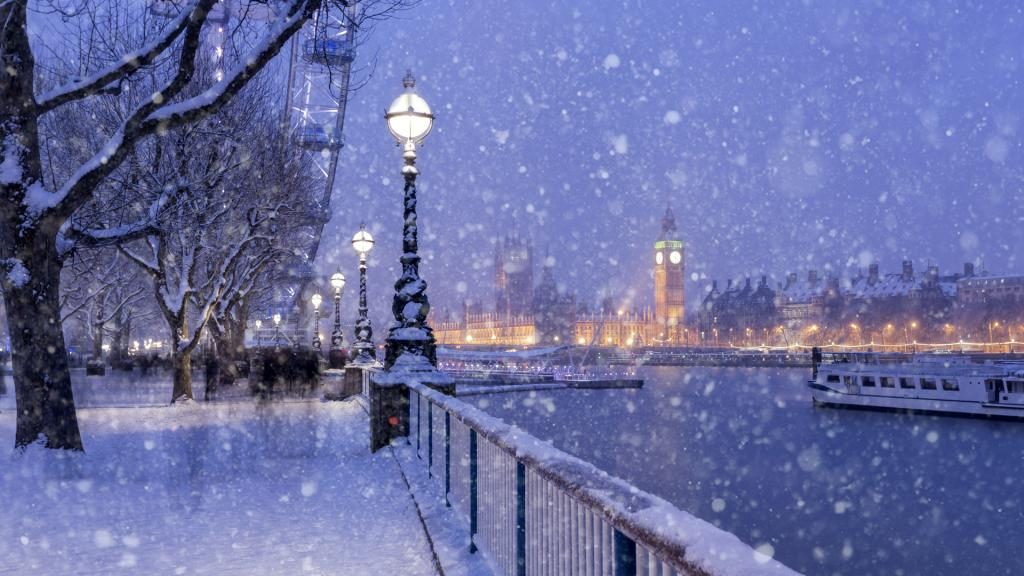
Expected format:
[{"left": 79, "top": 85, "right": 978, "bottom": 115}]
[{"left": 404, "top": 382, "right": 800, "bottom": 576}]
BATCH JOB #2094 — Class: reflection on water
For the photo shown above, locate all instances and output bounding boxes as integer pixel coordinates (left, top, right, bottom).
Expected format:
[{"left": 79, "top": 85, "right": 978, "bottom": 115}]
[{"left": 480, "top": 366, "right": 1024, "bottom": 576}]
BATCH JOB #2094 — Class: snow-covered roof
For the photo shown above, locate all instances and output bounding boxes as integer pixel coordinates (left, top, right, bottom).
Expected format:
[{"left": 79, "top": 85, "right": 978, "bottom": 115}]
[
  {"left": 777, "top": 279, "right": 829, "bottom": 304},
  {"left": 846, "top": 273, "right": 957, "bottom": 299}
]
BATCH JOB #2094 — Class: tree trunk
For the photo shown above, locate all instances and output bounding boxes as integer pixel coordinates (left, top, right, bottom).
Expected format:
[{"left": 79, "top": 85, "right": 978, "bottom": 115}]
[
  {"left": 1, "top": 2, "right": 82, "bottom": 450},
  {"left": 172, "top": 349, "right": 193, "bottom": 403},
  {"left": 3, "top": 240, "right": 84, "bottom": 451},
  {"left": 209, "top": 319, "right": 231, "bottom": 363},
  {"left": 228, "top": 315, "right": 247, "bottom": 360},
  {"left": 92, "top": 294, "right": 105, "bottom": 359},
  {"left": 204, "top": 323, "right": 220, "bottom": 401}
]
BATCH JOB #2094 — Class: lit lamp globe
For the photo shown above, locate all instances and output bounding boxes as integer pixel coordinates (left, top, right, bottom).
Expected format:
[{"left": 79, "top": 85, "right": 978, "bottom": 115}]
[
  {"left": 330, "top": 271, "right": 346, "bottom": 293},
  {"left": 352, "top": 226, "right": 375, "bottom": 256},
  {"left": 311, "top": 293, "right": 323, "bottom": 310},
  {"left": 272, "top": 313, "right": 281, "bottom": 326},
  {"left": 385, "top": 72, "right": 434, "bottom": 147}
]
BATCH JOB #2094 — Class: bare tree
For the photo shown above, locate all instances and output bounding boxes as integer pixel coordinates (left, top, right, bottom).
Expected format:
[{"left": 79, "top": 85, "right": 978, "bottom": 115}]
[
  {"left": 204, "top": 118, "right": 320, "bottom": 395},
  {"left": 60, "top": 250, "right": 150, "bottom": 366},
  {"left": 108, "top": 70, "right": 315, "bottom": 402},
  {"left": 119, "top": 190, "right": 281, "bottom": 402},
  {"left": 0, "top": 0, "right": 350, "bottom": 450}
]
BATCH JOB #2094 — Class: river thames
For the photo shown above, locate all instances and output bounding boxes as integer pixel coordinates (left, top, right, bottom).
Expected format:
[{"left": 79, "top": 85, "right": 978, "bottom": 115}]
[{"left": 480, "top": 366, "right": 1024, "bottom": 576}]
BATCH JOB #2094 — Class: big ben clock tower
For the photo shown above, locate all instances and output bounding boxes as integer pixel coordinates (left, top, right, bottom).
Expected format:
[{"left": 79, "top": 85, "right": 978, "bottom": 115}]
[{"left": 654, "top": 206, "right": 685, "bottom": 343}]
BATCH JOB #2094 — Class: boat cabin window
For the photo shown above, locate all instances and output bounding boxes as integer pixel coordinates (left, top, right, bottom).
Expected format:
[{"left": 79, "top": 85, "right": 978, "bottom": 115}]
[
  {"left": 920, "top": 378, "right": 937, "bottom": 390},
  {"left": 986, "top": 379, "right": 1005, "bottom": 392},
  {"left": 1008, "top": 380, "right": 1024, "bottom": 394},
  {"left": 826, "top": 374, "right": 840, "bottom": 383},
  {"left": 899, "top": 377, "right": 914, "bottom": 389},
  {"left": 941, "top": 378, "right": 959, "bottom": 391},
  {"left": 861, "top": 376, "right": 876, "bottom": 387},
  {"left": 843, "top": 376, "right": 853, "bottom": 387},
  {"left": 880, "top": 377, "right": 896, "bottom": 388}
]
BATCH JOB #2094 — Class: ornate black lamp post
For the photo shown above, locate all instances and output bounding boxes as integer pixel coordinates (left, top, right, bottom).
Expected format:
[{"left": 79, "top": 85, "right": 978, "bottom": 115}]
[
  {"left": 329, "top": 270, "right": 347, "bottom": 368},
  {"left": 311, "top": 293, "right": 323, "bottom": 351},
  {"left": 382, "top": 71, "right": 440, "bottom": 372},
  {"left": 351, "top": 224, "right": 376, "bottom": 365}
]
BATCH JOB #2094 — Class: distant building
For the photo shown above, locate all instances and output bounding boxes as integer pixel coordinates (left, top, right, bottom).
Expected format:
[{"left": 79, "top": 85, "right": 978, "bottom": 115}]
[
  {"left": 775, "top": 270, "right": 843, "bottom": 334},
  {"left": 532, "top": 255, "right": 576, "bottom": 345},
  {"left": 494, "top": 233, "right": 534, "bottom": 318},
  {"left": 653, "top": 206, "right": 686, "bottom": 344},
  {"left": 698, "top": 260, "right": 1000, "bottom": 346},
  {"left": 435, "top": 207, "right": 689, "bottom": 347},
  {"left": 698, "top": 276, "right": 780, "bottom": 345},
  {"left": 437, "top": 217, "right": 1024, "bottom": 349},
  {"left": 843, "top": 260, "right": 959, "bottom": 337},
  {"left": 955, "top": 268, "right": 1024, "bottom": 339}
]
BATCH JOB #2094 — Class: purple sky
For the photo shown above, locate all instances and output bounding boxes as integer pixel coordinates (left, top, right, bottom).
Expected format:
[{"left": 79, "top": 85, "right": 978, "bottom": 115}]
[{"left": 317, "top": 0, "right": 1024, "bottom": 318}]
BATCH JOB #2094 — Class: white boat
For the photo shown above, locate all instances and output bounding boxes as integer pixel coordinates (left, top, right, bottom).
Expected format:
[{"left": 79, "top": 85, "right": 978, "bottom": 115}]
[{"left": 808, "top": 353, "right": 1024, "bottom": 419}]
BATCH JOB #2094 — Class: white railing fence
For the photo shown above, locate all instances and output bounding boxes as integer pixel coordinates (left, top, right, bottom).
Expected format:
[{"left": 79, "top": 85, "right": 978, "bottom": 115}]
[{"left": 404, "top": 382, "right": 800, "bottom": 576}]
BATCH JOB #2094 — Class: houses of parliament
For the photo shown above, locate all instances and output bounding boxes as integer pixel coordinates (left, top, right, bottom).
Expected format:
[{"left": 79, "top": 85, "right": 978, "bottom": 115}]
[
  {"left": 433, "top": 207, "right": 687, "bottom": 348},
  {"left": 432, "top": 202, "right": 1024, "bottom": 349}
]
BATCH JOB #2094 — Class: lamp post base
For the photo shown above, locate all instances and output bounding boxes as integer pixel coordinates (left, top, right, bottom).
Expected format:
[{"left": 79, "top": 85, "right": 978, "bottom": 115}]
[
  {"left": 351, "top": 342, "right": 377, "bottom": 366},
  {"left": 383, "top": 336, "right": 437, "bottom": 372}
]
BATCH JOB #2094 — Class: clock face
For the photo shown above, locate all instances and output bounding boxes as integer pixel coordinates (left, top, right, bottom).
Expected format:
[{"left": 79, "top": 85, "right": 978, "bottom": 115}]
[
  {"left": 670, "top": 250, "right": 682, "bottom": 264},
  {"left": 655, "top": 252, "right": 664, "bottom": 265}
]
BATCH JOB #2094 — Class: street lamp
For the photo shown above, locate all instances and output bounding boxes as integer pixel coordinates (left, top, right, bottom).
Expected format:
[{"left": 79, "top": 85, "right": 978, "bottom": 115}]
[
  {"left": 254, "top": 319, "right": 262, "bottom": 348},
  {"left": 311, "top": 293, "right": 323, "bottom": 351},
  {"left": 351, "top": 224, "right": 376, "bottom": 365},
  {"left": 988, "top": 321, "right": 999, "bottom": 345},
  {"left": 272, "top": 312, "right": 281, "bottom": 348},
  {"left": 382, "top": 70, "right": 440, "bottom": 371},
  {"left": 905, "top": 321, "right": 918, "bottom": 353},
  {"left": 329, "top": 270, "right": 347, "bottom": 368}
]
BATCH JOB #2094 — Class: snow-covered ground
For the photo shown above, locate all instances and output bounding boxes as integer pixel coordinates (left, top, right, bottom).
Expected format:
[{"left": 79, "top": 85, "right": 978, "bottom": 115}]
[
  {"left": 0, "top": 397, "right": 437, "bottom": 576},
  {"left": 0, "top": 369, "right": 234, "bottom": 410}
]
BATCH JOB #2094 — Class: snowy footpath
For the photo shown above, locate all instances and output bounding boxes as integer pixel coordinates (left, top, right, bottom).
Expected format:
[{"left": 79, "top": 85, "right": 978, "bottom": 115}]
[{"left": 0, "top": 398, "right": 438, "bottom": 576}]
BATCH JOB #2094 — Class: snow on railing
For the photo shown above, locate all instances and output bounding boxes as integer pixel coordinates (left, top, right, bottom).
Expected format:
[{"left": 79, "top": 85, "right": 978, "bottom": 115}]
[{"left": 404, "top": 381, "right": 800, "bottom": 576}]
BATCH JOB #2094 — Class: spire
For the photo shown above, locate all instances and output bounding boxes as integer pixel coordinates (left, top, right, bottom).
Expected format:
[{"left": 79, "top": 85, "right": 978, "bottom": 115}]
[{"left": 659, "top": 205, "right": 677, "bottom": 240}]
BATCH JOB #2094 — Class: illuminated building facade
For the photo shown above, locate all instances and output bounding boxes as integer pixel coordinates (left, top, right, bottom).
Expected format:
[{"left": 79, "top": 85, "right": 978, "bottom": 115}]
[
  {"left": 653, "top": 207, "right": 686, "bottom": 344},
  {"left": 697, "top": 260, "right": 1024, "bottom": 346},
  {"left": 434, "top": 208, "right": 690, "bottom": 347},
  {"left": 955, "top": 270, "right": 1024, "bottom": 339}
]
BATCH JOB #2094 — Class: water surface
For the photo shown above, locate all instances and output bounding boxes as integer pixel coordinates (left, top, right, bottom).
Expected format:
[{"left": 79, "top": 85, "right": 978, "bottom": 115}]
[{"left": 479, "top": 366, "right": 1023, "bottom": 576}]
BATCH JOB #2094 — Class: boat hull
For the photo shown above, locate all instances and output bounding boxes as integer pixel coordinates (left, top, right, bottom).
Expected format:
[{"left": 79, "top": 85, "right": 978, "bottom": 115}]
[{"left": 810, "top": 384, "right": 1024, "bottom": 420}]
